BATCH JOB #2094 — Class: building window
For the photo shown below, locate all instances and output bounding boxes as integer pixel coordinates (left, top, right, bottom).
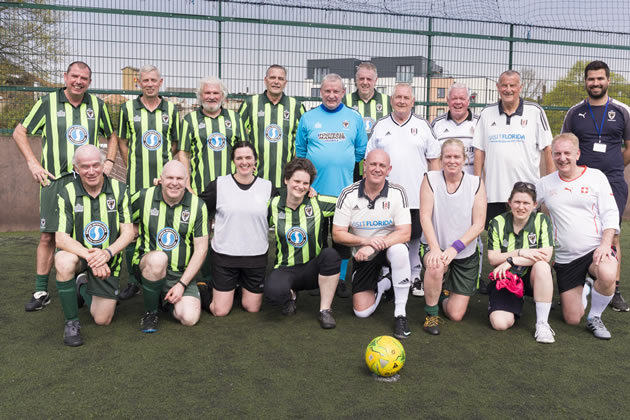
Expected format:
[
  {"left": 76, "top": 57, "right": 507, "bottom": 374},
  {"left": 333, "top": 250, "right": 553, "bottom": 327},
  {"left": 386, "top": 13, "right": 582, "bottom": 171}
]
[
  {"left": 376, "top": 86, "right": 386, "bottom": 93},
  {"left": 313, "top": 67, "right": 329, "bottom": 84},
  {"left": 396, "top": 65, "right": 414, "bottom": 83},
  {"left": 437, "top": 88, "right": 446, "bottom": 99},
  {"left": 436, "top": 108, "right": 445, "bottom": 115},
  {"left": 470, "top": 92, "right": 478, "bottom": 103},
  {"left": 311, "top": 87, "right": 320, "bottom": 97}
]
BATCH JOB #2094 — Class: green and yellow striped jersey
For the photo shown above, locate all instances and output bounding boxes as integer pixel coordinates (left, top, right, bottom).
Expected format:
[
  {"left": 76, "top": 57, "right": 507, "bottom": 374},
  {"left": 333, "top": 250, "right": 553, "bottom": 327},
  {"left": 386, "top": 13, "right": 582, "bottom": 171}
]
[
  {"left": 238, "top": 92, "right": 305, "bottom": 188},
  {"left": 342, "top": 91, "right": 391, "bottom": 135},
  {"left": 179, "top": 108, "right": 245, "bottom": 193},
  {"left": 118, "top": 97, "right": 180, "bottom": 194},
  {"left": 57, "top": 175, "right": 131, "bottom": 276},
  {"left": 131, "top": 186, "right": 209, "bottom": 273},
  {"left": 269, "top": 192, "right": 337, "bottom": 268},
  {"left": 22, "top": 88, "right": 114, "bottom": 178}
]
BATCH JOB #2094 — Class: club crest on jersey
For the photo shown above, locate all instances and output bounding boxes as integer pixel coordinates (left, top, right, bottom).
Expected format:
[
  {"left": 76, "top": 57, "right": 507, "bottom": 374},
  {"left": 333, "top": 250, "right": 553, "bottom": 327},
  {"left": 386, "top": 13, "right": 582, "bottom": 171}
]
[
  {"left": 67, "top": 125, "right": 89, "bottom": 145},
  {"left": 382, "top": 201, "right": 390, "bottom": 209},
  {"left": 581, "top": 186, "right": 589, "bottom": 194},
  {"left": 376, "top": 104, "right": 383, "bottom": 112},
  {"left": 342, "top": 120, "right": 349, "bottom": 129},
  {"left": 224, "top": 120, "right": 232, "bottom": 130},
  {"left": 134, "top": 115, "right": 142, "bottom": 122},
  {"left": 207, "top": 133, "right": 227, "bottom": 151},
  {"left": 265, "top": 124, "right": 282, "bottom": 143},
  {"left": 198, "top": 123, "right": 206, "bottom": 129},
  {"left": 411, "top": 127, "right": 418, "bottom": 135},
  {"left": 521, "top": 119, "right": 528, "bottom": 127},
  {"left": 157, "top": 227, "right": 180, "bottom": 250},
  {"left": 286, "top": 226, "right": 308, "bottom": 248},
  {"left": 162, "top": 114, "right": 170, "bottom": 125},
  {"left": 86, "top": 108, "right": 94, "bottom": 119},
  {"left": 283, "top": 110, "right": 290, "bottom": 120},
  {"left": 107, "top": 198, "right": 116, "bottom": 211},
  {"left": 84, "top": 221, "right": 109, "bottom": 246},
  {"left": 304, "top": 205, "right": 313, "bottom": 217},
  {"left": 314, "top": 122, "right": 322, "bottom": 129},
  {"left": 364, "top": 117, "right": 375, "bottom": 133},
  {"left": 608, "top": 111, "right": 616, "bottom": 121},
  {"left": 57, "top": 110, "right": 66, "bottom": 117},
  {"left": 181, "top": 210, "right": 190, "bottom": 223},
  {"left": 528, "top": 232, "right": 537, "bottom": 246},
  {"left": 150, "top": 208, "right": 159, "bottom": 216},
  {"left": 352, "top": 105, "right": 358, "bottom": 110},
  {"left": 258, "top": 110, "right": 265, "bottom": 117},
  {"left": 278, "top": 211, "right": 286, "bottom": 219},
  {"left": 142, "top": 130, "right": 162, "bottom": 150},
  {"left": 74, "top": 204, "right": 84, "bottom": 213}
]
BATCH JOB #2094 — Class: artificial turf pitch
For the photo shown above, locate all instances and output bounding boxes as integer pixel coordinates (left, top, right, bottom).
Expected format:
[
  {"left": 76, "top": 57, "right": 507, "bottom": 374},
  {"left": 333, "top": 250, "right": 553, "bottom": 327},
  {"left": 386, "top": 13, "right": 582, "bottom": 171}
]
[{"left": 2, "top": 229, "right": 629, "bottom": 418}]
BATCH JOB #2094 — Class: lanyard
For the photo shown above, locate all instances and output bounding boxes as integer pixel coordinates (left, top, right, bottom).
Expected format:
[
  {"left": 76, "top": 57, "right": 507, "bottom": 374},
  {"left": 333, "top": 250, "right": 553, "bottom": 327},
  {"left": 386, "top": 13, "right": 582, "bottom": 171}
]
[{"left": 586, "top": 98, "right": 609, "bottom": 143}]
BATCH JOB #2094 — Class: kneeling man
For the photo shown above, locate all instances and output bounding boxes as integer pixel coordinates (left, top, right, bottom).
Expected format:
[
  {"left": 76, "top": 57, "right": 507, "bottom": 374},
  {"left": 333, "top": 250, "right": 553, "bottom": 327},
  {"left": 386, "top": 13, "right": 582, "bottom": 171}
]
[
  {"left": 131, "top": 160, "right": 209, "bottom": 333},
  {"left": 333, "top": 149, "right": 412, "bottom": 339},
  {"left": 55, "top": 145, "right": 134, "bottom": 346},
  {"left": 537, "top": 133, "right": 619, "bottom": 339}
]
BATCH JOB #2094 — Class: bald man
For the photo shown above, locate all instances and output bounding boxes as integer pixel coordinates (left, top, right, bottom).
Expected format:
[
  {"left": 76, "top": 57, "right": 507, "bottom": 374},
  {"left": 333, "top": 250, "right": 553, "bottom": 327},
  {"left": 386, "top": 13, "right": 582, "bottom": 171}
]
[
  {"left": 333, "top": 149, "right": 412, "bottom": 339},
  {"left": 54, "top": 145, "right": 134, "bottom": 346},
  {"left": 131, "top": 160, "right": 209, "bottom": 333}
]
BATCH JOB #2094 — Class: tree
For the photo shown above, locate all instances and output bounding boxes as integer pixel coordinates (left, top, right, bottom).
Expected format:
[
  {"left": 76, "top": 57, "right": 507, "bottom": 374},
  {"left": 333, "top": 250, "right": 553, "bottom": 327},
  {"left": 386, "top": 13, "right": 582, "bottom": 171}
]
[
  {"left": 541, "top": 61, "right": 630, "bottom": 135},
  {"left": 519, "top": 67, "right": 545, "bottom": 103},
  {"left": 0, "top": 0, "right": 65, "bottom": 85}
]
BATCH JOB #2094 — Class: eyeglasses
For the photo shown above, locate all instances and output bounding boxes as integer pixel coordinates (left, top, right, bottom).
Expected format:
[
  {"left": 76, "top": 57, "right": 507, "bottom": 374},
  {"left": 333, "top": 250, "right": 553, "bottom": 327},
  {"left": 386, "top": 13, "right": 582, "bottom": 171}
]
[{"left": 513, "top": 181, "right": 536, "bottom": 192}]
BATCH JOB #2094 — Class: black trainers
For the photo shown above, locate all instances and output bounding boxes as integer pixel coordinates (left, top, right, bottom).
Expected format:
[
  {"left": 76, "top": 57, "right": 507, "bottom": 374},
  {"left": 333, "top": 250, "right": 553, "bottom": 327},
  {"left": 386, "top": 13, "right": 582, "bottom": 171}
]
[
  {"left": 477, "top": 279, "right": 488, "bottom": 295},
  {"left": 76, "top": 272, "right": 88, "bottom": 308},
  {"left": 423, "top": 315, "right": 441, "bottom": 335},
  {"left": 119, "top": 282, "right": 141, "bottom": 301},
  {"left": 198, "top": 282, "right": 211, "bottom": 313},
  {"left": 282, "top": 291, "right": 297, "bottom": 316},
  {"left": 336, "top": 281, "right": 350, "bottom": 298},
  {"left": 25, "top": 291, "right": 51, "bottom": 311},
  {"left": 318, "top": 309, "right": 336, "bottom": 329},
  {"left": 141, "top": 311, "right": 159, "bottom": 333},
  {"left": 63, "top": 320, "right": 83, "bottom": 347},
  {"left": 610, "top": 291, "right": 629, "bottom": 312},
  {"left": 394, "top": 315, "right": 411, "bottom": 339}
]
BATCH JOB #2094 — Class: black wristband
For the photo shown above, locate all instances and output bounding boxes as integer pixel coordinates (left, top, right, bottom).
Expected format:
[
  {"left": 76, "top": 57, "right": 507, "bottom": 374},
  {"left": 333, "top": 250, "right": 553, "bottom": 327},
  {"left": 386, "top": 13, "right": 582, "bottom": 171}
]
[
  {"left": 178, "top": 280, "right": 188, "bottom": 289},
  {"left": 106, "top": 158, "right": 115, "bottom": 164},
  {"left": 104, "top": 248, "right": 113, "bottom": 260}
]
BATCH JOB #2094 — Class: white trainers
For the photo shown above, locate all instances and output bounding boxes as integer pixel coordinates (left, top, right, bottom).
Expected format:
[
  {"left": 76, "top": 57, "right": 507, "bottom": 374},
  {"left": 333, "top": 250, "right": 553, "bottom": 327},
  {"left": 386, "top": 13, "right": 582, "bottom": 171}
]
[
  {"left": 534, "top": 321, "right": 556, "bottom": 344},
  {"left": 411, "top": 278, "right": 424, "bottom": 297},
  {"left": 582, "top": 276, "right": 594, "bottom": 310},
  {"left": 586, "top": 316, "right": 611, "bottom": 340}
]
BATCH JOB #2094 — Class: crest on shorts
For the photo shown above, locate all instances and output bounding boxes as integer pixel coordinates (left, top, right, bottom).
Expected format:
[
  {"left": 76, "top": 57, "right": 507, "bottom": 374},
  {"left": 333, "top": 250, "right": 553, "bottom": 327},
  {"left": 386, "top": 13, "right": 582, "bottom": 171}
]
[
  {"left": 376, "top": 104, "right": 383, "bottom": 112},
  {"left": 162, "top": 114, "right": 169, "bottom": 124},
  {"left": 86, "top": 108, "right": 94, "bottom": 119},
  {"left": 304, "top": 205, "right": 313, "bottom": 217},
  {"left": 342, "top": 120, "right": 349, "bottom": 129},
  {"left": 107, "top": 198, "right": 116, "bottom": 211},
  {"left": 528, "top": 232, "right": 537, "bottom": 246},
  {"left": 181, "top": 209, "right": 190, "bottom": 222},
  {"left": 521, "top": 119, "right": 528, "bottom": 127},
  {"left": 225, "top": 120, "right": 232, "bottom": 129},
  {"left": 283, "top": 110, "right": 290, "bottom": 120},
  {"left": 411, "top": 127, "right": 418, "bottom": 135},
  {"left": 40, "top": 218, "right": 46, "bottom": 228}
]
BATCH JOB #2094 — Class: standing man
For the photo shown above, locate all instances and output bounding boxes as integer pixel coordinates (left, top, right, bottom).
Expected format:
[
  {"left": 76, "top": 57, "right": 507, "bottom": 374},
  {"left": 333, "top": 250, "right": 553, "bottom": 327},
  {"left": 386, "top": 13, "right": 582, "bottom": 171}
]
[
  {"left": 343, "top": 62, "right": 390, "bottom": 138},
  {"left": 432, "top": 83, "right": 483, "bottom": 294},
  {"left": 54, "top": 145, "right": 133, "bottom": 346},
  {"left": 131, "top": 160, "right": 208, "bottom": 333},
  {"left": 13, "top": 61, "right": 117, "bottom": 311},
  {"left": 296, "top": 73, "right": 368, "bottom": 298},
  {"left": 333, "top": 149, "right": 412, "bottom": 339},
  {"left": 366, "top": 83, "right": 441, "bottom": 297},
  {"left": 473, "top": 70, "right": 553, "bottom": 293},
  {"left": 537, "top": 133, "right": 619, "bottom": 339},
  {"left": 117, "top": 64, "right": 180, "bottom": 301},
  {"left": 178, "top": 76, "right": 246, "bottom": 194},
  {"left": 238, "top": 64, "right": 306, "bottom": 188},
  {"left": 562, "top": 60, "right": 630, "bottom": 312}
]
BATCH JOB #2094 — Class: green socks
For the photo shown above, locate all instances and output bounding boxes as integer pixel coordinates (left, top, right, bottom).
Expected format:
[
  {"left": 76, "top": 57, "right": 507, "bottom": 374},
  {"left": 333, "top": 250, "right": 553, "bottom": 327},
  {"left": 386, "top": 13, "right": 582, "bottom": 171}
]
[
  {"left": 35, "top": 274, "right": 49, "bottom": 293},
  {"left": 125, "top": 242, "right": 139, "bottom": 286},
  {"left": 79, "top": 283, "right": 92, "bottom": 308},
  {"left": 142, "top": 276, "right": 166, "bottom": 312},
  {"left": 56, "top": 280, "right": 78, "bottom": 321},
  {"left": 424, "top": 304, "right": 439, "bottom": 317}
]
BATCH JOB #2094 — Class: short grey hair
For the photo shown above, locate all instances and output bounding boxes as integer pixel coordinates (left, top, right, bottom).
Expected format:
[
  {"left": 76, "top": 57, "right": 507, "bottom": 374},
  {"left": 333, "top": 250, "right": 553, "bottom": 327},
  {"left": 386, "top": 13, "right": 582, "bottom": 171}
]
[
  {"left": 197, "top": 76, "right": 227, "bottom": 103},
  {"left": 355, "top": 62, "right": 378, "bottom": 79},
  {"left": 72, "top": 144, "right": 104, "bottom": 167},
  {"left": 447, "top": 82, "right": 470, "bottom": 99},
  {"left": 139, "top": 65, "right": 161, "bottom": 79},
  {"left": 321, "top": 73, "right": 344, "bottom": 87},
  {"left": 498, "top": 70, "right": 521, "bottom": 84}
]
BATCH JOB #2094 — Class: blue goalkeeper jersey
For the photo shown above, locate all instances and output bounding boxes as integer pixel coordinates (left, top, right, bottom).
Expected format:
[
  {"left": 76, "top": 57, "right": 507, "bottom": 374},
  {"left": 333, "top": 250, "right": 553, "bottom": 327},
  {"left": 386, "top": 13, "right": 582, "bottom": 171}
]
[{"left": 295, "top": 104, "right": 367, "bottom": 196}]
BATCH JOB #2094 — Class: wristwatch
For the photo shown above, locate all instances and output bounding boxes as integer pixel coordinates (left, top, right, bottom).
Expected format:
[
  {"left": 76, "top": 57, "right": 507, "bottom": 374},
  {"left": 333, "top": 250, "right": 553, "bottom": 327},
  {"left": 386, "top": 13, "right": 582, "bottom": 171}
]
[{"left": 507, "top": 257, "right": 514, "bottom": 267}]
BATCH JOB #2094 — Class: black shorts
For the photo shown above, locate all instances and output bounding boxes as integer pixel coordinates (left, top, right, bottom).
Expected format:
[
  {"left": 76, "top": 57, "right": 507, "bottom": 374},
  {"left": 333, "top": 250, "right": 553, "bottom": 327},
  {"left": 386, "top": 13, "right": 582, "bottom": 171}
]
[
  {"left": 487, "top": 271, "right": 533, "bottom": 319},
  {"left": 609, "top": 179, "right": 628, "bottom": 224},
  {"left": 351, "top": 250, "right": 392, "bottom": 294},
  {"left": 485, "top": 202, "right": 508, "bottom": 230},
  {"left": 264, "top": 248, "right": 341, "bottom": 305},
  {"left": 553, "top": 250, "right": 597, "bottom": 294},
  {"left": 410, "top": 209, "right": 422, "bottom": 240},
  {"left": 212, "top": 265, "right": 266, "bottom": 293},
  {"left": 321, "top": 216, "right": 352, "bottom": 259}
]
